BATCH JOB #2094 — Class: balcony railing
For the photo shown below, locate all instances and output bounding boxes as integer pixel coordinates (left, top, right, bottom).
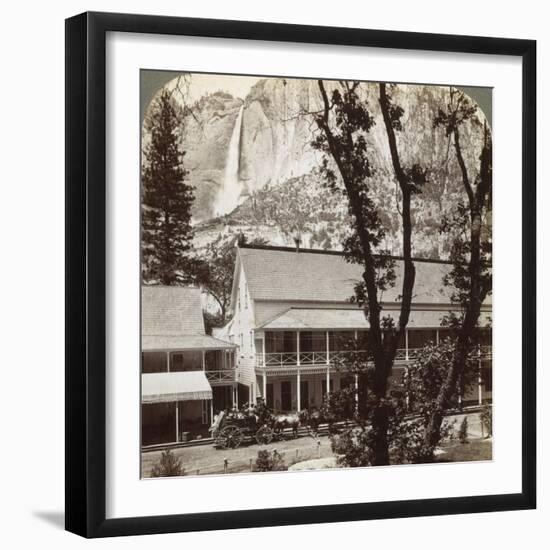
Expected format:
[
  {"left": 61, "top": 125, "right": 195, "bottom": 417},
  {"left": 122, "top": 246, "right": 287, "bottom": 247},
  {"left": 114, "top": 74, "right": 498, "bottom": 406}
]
[
  {"left": 256, "top": 346, "right": 491, "bottom": 368},
  {"left": 205, "top": 369, "right": 236, "bottom": 383},
  {"left": 257, "top": 350, "right": 369, "bottom": 368}
]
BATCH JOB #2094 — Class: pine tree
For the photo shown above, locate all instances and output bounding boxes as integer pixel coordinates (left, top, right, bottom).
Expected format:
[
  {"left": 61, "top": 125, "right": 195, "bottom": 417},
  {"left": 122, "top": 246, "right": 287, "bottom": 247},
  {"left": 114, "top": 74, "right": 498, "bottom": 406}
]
[{"left": 141, "top": 89, "right": 196, "bottom": 285}]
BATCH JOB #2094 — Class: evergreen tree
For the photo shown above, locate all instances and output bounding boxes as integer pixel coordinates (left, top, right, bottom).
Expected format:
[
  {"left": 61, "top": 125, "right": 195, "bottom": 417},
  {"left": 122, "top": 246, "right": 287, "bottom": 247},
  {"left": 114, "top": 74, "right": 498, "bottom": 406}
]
[{"left": 142, "top": 89, "right": 196, "bottom": 285}]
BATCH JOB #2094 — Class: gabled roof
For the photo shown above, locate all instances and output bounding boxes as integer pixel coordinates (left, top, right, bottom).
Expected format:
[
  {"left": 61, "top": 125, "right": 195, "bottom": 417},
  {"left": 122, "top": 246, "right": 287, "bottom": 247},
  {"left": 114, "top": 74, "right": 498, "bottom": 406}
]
[
  {"left": 142, "top": 286, "right": 205, "bottom": 336},
  {"left": 237, "top": 246, "right": 459, "bottom": 305}
]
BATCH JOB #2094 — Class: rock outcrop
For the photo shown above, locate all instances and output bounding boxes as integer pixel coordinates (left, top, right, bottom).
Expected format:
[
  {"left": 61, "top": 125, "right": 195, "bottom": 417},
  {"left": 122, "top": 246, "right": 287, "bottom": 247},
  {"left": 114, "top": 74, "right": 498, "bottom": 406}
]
[{"left": 152, "top": 78, "right": 489, "bottom": 258}]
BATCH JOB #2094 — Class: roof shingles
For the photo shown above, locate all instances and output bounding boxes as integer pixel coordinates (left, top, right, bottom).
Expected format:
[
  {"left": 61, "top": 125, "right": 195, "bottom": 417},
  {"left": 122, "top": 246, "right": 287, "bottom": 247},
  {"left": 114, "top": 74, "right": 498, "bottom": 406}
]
[
  {"left": 142, "top": 286, "right": 205, "bottom": 336},
  {"left": 238, "top": 247, "right": 459, "bottom": 305},
  {"left": 141, "top": 286, "right": 235, "bottom": 351}
]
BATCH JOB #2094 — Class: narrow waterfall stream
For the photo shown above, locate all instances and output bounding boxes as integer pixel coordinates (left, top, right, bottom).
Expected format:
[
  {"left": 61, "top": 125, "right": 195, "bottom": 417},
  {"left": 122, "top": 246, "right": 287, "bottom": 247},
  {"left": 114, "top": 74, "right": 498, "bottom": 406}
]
[{"left": 214, "top": 105, "right": 244, "bottom": 216}]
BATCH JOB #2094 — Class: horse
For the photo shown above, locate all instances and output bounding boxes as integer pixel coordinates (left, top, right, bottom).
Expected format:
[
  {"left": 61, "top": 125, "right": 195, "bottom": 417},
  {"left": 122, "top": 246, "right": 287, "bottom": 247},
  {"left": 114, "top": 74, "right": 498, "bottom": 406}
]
[
  {"left": 299, "top": 408, "right": 324, "bottom": 438},
  {"left": 272, "top": 412, "right": 301, "bottom": 439}
]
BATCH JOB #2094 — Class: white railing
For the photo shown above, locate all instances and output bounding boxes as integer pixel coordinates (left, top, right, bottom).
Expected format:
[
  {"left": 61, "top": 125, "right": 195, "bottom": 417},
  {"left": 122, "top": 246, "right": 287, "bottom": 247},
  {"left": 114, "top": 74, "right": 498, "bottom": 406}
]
[
  {"left": 257, "top": 350, "right": 368, "bottom": 368},
  {"left": 255, "top": 346, "right": 492, "bottom": 368},
  {"left": 205, "top": 369, "right": 236, "bottom": 383},
  {"left": 299, "top": 351, "right": 328, "bottom": 364}
]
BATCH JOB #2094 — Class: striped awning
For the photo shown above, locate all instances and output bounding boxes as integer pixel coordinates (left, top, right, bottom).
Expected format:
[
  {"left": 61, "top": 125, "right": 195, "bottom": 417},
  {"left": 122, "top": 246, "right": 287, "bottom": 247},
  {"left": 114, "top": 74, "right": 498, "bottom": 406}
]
[{"left": 142, "top": 371, "right": 212, "bottom": 404}]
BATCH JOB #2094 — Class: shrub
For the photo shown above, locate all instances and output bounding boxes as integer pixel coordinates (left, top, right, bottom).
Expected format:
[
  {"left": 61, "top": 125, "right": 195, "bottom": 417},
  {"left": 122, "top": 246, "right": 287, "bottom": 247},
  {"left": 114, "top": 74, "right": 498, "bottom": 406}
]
[
  {"left": 331, "top": 426, "right": 374, "bottom": 467},
  {"left": 255, "top": 449, "right": 286, "bottom": 472},
  {"left": 458, "top": 416, "right": 469, "bottom": 444},
  {"left": 150, "top": 449, "right": 185, "bottom": 477},
  {"left": 480, "top": 405, "right": 492, "bottom": 438}
]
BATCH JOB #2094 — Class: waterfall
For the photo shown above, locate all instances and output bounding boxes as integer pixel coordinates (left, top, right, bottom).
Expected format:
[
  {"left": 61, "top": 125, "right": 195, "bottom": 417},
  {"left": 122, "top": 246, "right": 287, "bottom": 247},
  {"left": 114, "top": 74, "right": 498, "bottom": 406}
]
[{"left": 214, "top": 105, "right": 244, "bottom": 216}]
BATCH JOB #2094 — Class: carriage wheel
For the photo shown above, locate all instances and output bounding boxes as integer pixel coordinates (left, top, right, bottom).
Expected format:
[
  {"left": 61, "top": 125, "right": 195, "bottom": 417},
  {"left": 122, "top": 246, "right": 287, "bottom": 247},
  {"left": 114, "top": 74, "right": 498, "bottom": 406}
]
[
  {"left": 217, "top": 425, "right": 244, "bottom": 449},
  {"left": 255, "top": 426, "right": 274, "bottom": 445}
]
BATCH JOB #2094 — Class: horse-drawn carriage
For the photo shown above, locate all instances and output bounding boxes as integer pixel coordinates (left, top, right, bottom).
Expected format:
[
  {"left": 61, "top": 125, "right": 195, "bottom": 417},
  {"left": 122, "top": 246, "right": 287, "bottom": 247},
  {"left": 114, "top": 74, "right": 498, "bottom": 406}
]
[{"left": 210, "top": 402, "right": 303, "bottom": 449}]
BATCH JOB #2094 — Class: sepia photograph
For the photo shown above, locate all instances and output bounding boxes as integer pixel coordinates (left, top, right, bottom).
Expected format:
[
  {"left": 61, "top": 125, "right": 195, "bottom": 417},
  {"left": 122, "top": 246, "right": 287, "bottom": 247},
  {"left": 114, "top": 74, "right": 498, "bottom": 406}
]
[{"left": 140, "top": 71, "right": 493, "bottom": 479}]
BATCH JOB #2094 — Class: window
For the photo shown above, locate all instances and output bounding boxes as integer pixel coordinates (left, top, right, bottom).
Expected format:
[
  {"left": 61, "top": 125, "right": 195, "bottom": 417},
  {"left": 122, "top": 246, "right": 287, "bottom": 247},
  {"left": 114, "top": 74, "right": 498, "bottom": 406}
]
[
  {"left": 299, "top": 331, "right": 326, "bottom": 352},
  {"left": 265, "top": 331, "right": 297, "bottom": 354},
  {"left": 255, "top": 336, "right": 264, "bottom": 356},
  {"left": 142, "top": 352, "right": 168, "bottom": 373}
]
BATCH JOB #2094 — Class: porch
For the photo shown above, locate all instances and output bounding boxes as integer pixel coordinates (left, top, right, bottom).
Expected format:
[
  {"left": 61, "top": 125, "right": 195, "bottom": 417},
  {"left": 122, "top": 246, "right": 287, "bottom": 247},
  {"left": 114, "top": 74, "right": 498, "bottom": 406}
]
[
  {"left": 141, "top": 345, "right": 238, "bottom": 446},
  {"left": 253, "top": 328, "right": 492, "bottom": 410}
]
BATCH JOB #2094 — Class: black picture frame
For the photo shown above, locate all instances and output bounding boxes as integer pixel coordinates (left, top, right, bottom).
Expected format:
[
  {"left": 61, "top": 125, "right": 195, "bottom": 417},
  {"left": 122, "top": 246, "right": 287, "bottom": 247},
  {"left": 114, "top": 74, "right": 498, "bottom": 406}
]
[{"left": 65, "top": 11, "right": 536, "bottom": 538}]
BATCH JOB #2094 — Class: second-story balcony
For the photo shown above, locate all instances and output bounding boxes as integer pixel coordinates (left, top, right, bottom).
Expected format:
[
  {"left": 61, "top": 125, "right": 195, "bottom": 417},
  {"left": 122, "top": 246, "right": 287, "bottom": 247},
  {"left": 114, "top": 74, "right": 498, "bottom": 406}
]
[
  {"left": 205, "top": 369, "right": 237, "bottom": 384},
  {"left": 255, "top": 329, "right": 492, "bottom": 370}
]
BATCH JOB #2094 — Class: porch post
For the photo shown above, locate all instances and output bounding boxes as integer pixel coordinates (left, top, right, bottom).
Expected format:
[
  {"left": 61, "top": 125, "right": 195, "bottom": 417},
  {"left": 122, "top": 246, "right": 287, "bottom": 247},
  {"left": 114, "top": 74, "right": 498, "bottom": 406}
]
[
  {"left": 326, "top": 366, "right": 331, "bottom": 398},
  {"left": 235, "top": 386, "right": 239, "bottom": 409},
  {"left": 210, "top": 399, "right": 214, "bottom": 426},
  {"left": 175, "top": 401, "right": 179, "bottom": 443},
  {"left": 354, "top": 374, "right": 359, "bottom": 413},
  {"left": 326, "top": 331, "right": 330, "bottom": 365},
  {"left": 166, "top": 351, "right": 170, "bottom": 372},
  {"left": 263, "top": 370, "right": 267, "bottom": 403},
  {"left": 262, "top": 332, "right": 266, "bottom": 367},
  {"left": 436, "top": 329, "right": 440, "bottom": 345},
  {"left": 297, "top": 370, "right": 301, "bottom": 411},
  {"left": 405, "top": 330, "right": 409, "bottom": 361},
  {"left": 202, "top": 350, "right": 206, "bottom": 371},
  {"left": 296, "top": 331, "right": 300, "bottom": 366},
  {"left": 478, "top": 346, "right": 483, "bottom": 405}
]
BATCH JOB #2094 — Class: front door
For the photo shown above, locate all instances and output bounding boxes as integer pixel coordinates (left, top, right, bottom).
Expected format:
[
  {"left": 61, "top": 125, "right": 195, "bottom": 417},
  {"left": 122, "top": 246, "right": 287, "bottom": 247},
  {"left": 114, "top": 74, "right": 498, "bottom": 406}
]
[{"left": 280, "top": 381, "right": 292, "bottom": 411}]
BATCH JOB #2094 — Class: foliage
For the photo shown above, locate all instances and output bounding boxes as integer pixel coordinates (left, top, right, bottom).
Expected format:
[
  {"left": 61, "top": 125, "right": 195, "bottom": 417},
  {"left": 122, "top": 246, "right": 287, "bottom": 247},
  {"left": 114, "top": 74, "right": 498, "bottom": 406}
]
[
  {"left": 422, "top": 88, "right": 493, "bottom": 451},
  {"left": 203, "top": 310, "right": 225, "bottom": 335},
  {"left": 480, "top": 404, "right": 492, "bottom": 437},
  {"left": 255, "top": 449, "right": 287, "bottom": 472},
  {"left": 458, "top": 416, "right": 469, "bottom": 444},
  {"left": 141, "top": 89, "right": 198, "bottom": 285},
  {"left": 405, "top": 338, "right": 478, "bottom": 414},
  {"left": 320, "top": 387, "right": 357, "bottom": 428},
  {"left": 150, "top": 449, "right": 185, "bottom": 477},
  {"left": 331, "top": 425, "right": 374, "bottom": 467}
]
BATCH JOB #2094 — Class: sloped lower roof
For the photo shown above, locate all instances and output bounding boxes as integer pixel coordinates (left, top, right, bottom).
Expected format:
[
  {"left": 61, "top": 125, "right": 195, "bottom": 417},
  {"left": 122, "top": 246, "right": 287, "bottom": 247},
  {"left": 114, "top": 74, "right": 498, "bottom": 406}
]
[
  {"left": 238, "top": 247, "right": 461, "bottom": 305},
  {"left": 261, "top": 308, "right": 368, "bottom": 330},
  {"left": 142, "top": 286, "right": 205, "bottom": 336},
  {"left": 259, "top": 307, "right": 492, "bottom": 330}
]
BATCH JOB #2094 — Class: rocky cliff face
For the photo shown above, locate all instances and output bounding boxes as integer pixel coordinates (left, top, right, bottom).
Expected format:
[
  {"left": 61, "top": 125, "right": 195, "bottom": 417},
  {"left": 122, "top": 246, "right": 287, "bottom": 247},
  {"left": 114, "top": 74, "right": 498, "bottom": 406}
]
[
  {"left": 238, "top": 78, "right": 320, "bottom": 193},
  {"left": 173, "top": 79, "right": 488, "bottom": 258}
]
